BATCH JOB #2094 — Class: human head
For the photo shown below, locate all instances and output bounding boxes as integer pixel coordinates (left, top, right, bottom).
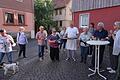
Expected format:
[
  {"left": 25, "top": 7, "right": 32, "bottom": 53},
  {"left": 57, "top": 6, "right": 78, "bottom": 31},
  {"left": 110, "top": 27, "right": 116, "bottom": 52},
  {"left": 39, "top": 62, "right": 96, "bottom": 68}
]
[
  {"left": 70, "top": 21, "right": 74, "bottom": 28},
  {"left": 52, "top": 28, "right": 56, "bottom": 35},
  {"left": 97, "top": 22, "right": 104, "bottom": 30},
  {"left": 19, "top": 27, "right": 25, "bottom": 32},
  {"left": 90, "top": 23, "right": 95, "bottom": 28},
  {"left": 62, "top": 26, "right": 66, "bottom": 30},
  {"left": 0, "top": 29, "right": 6, "bottom": 36},
  {"left": 83, "top": 27, "right": 89, "bottom": 33},
  {"left": 0, "top": 29, "right": 4, "bottom": 36},
  {"left": 109, "top": 30, "right": 113, "bottom": 34},
  {"left": 39, "top": 26, "right": 44, "bottom": 32},
  {"left": 114, "top": 21, "right": 120, "bottom": 30}
]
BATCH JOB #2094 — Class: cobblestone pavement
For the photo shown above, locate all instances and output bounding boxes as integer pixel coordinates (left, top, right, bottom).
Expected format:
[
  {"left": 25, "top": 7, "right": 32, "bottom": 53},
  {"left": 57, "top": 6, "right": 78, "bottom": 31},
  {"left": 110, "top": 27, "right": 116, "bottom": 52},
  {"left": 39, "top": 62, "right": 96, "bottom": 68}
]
[{"left": 0, "top": 39, "right": 116, "bottom": 80}]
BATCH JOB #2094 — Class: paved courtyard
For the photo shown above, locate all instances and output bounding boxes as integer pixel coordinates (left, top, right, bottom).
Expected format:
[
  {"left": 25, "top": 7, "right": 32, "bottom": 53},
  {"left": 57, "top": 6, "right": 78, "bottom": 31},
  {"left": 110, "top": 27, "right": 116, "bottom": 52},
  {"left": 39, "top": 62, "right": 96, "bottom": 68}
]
[{"left": 0, "top": 39, "right": 116, "bottom": 80}]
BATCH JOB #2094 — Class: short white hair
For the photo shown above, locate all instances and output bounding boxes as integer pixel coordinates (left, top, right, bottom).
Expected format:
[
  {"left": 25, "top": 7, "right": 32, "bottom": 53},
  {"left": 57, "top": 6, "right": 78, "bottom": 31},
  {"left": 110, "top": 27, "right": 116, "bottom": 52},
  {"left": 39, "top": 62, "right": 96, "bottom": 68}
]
[
  {"left": 97, "top": 22, "right": 104, "bottom": 27},
  {"left": 19, "top": 27, "right": 25, "bottom": 31},
  {"left": 39, "top": 26, "right": 44, "bottom": 30}
]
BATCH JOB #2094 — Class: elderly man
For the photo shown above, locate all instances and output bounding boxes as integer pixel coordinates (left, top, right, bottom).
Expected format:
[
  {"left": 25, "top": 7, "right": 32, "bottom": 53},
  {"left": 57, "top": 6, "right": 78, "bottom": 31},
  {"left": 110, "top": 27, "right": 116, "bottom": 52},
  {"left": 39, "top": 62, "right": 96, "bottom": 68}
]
[
  {"left": 65, "top": 23, "right": 79, "bottom": 61},
  {"left": 36, "top": 26, "right": 46, "bottom": 61},
  {"left": 91, "top": 22, "right": 108, "bottom": 67},
  {"left": 111, "top": 21, "right": 120, "bottom": 80},
  {"left": 0, "top": 29, "right": 15, "bottom": 64}
]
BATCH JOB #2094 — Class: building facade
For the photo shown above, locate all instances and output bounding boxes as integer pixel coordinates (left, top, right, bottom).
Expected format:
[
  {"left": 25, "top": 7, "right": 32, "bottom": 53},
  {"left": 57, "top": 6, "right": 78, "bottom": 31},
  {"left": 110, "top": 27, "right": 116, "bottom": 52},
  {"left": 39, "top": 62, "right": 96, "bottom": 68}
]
[
  {"left": 53, "top": 0, "right": 72, "bottom": 28},
  {"left": 72, "top": 0, "right": 120, "bottom": 31},
  {"left": 0, "top": 0, "right": 34, "bottom": 38}
]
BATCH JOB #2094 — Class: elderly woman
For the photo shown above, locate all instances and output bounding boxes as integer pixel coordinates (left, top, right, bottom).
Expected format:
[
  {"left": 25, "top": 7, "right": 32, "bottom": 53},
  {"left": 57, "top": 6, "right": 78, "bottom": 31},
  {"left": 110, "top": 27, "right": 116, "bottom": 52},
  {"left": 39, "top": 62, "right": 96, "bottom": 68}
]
[
  {"left": 17, "top": 27, "right": 28, "bottom": 58},
  {"left": 60, "top": 27, "right": 67, "bottom": 50},
  {"left": 79, "top": 27, "right": 92, "bottom": 64},
  {"left": 112, "top": 21, "right": 120, "bottom": 80},
  {"left": 48, "top": 28, "right": 60, "bottom": 61}
]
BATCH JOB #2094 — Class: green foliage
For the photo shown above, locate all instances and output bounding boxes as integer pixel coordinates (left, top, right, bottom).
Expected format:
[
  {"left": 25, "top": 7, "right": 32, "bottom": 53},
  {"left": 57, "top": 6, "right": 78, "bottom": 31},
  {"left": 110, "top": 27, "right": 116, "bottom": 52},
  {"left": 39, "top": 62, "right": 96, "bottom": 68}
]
[{"left": 34, "top": 0, "right": 56, "bottom": 30}]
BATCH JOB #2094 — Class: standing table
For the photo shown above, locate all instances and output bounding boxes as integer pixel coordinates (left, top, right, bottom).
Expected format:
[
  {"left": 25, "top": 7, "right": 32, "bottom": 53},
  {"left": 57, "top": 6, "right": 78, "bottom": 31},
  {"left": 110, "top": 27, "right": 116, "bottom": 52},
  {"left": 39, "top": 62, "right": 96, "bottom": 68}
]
[{"left": 87, "top": 40, "right": 110, "bottom": 80}]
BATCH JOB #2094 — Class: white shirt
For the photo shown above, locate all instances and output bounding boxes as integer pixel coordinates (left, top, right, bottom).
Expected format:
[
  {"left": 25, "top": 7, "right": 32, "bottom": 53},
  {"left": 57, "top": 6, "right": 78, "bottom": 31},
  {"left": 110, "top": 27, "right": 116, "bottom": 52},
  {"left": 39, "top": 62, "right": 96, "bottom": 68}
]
[
  {"left": 0, "top": 34, "right": 15, "bottom": 53},
  {"left": 112, "top": 30, "right": 120, "bottom": 55},
  {"left": 65, "top": 27, "right": 79, "bottom": 39},
  {"left": 60, "top": 30, "right": 65, "bottom": 39}
]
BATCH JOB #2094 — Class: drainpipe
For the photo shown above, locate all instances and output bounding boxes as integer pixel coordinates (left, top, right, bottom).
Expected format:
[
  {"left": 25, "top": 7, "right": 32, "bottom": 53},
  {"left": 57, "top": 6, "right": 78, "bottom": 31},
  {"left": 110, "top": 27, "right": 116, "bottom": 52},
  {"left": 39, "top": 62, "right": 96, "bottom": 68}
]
[{"left": 31, "top": 0, "right": 35, "bottom": 39}]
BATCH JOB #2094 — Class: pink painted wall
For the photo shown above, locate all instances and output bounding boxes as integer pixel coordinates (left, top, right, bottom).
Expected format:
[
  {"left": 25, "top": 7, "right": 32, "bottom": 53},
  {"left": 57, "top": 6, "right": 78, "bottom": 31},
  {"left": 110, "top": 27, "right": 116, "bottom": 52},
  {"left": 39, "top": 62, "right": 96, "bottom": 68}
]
[
  {"left": 0, "top": 8, "right": 34, "bottom": 34},
  {"left": 73, "top": 6, "right": 120, "bottom": 31}
]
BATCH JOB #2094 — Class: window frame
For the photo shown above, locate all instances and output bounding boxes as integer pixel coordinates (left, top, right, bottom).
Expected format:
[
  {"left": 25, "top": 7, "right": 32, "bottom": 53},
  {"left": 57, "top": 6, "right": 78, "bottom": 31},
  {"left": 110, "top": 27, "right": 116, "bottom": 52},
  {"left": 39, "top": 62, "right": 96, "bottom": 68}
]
[
  {"left": 59, "top": 21, "right": 62, "bottom": 27},
  {"left": 4, "top": 12, "right": 14, "bottom": 25},
  {"left": 16, "top": 0, "right": 23, "bottom": 2},
  {"left": 79, "top": 13, "right": 90, "bottom": 28},
  {"left": 18, "top": 14, "right": 25, "bottom": 25},
  {"left": 59, "top": 9, "right": 62, "bottom": 15},
  {"left": 55, "top": 10, "right": 58, "bottom": 15},
  {"left": 3, "top": 10, "right": 27, "bottom": 26}
]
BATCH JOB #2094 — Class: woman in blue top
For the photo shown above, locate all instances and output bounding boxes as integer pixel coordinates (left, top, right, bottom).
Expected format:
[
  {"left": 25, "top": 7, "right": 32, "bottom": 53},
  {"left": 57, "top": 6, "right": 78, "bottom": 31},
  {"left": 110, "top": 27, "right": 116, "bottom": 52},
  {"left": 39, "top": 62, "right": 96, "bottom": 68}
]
[{"left": 17, "top": 27, "right": 28, "bottom": 58}]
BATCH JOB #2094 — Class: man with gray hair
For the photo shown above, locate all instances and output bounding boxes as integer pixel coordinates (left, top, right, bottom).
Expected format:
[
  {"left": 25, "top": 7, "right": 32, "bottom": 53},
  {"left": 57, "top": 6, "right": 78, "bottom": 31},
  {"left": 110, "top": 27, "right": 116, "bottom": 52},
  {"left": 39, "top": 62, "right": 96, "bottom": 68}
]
[
  {"left": 91, "top": 22, "right": 108, "bottom": 68},
  {"left": 36, "top": 26, "right": 46, "bottom": 61}
]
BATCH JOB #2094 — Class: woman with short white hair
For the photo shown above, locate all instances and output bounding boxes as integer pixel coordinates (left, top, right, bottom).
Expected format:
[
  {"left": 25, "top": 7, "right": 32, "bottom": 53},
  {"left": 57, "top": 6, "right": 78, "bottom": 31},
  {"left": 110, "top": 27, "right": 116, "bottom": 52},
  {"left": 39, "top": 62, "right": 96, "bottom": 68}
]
[
  {"left": 79, "top": 27, "right": 92, "bottom": 63},
  {"left": 112, "top": 21, "right": 120, "bottom": 80},
  {"left": 17, "top": 27, "right": 28, "bottom": 58}
]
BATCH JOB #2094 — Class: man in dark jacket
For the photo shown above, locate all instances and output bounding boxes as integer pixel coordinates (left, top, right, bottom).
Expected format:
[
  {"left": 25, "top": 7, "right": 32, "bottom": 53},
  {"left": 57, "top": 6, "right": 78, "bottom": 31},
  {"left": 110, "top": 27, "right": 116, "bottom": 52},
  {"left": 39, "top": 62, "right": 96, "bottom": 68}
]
[{"left": 91, "top": 22, "right": 108, "bottom": 67}]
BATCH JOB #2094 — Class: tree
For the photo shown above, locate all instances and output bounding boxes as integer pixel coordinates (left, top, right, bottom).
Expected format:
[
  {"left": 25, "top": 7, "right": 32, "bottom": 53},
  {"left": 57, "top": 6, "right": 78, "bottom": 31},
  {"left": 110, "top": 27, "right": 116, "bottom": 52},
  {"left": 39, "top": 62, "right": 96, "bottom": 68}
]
[{"left": 34, "top": 0, "right": 56, "bottom": 31}]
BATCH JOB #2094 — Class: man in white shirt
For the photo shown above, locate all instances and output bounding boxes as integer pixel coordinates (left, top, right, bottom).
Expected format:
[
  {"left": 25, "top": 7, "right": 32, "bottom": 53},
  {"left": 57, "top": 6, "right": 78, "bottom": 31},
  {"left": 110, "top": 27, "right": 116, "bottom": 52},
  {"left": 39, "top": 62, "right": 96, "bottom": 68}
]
[
  {"left": 0, "top": 29, "right": 15, "bottom": 64},
  {"left": 65, "top": 23, "right": 79, "bottom": 61}
]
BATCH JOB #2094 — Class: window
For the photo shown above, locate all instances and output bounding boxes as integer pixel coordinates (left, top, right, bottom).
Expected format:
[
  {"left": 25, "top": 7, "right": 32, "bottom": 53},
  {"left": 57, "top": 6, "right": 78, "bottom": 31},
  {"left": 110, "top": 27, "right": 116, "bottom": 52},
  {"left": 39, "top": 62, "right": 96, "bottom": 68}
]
[
  {"left": 55, "top": 10, "right": 58, "bottom": 15},
  {"left": 16, "top": 0, "right": 23, "bottom": 2},
  {"left": 59, "top": 9, "right": 62, "bottom": 15},
  {"left": 79, "top": 13, "right": 89, "bottom": 28},
  {"left": 18, "top": 14, "right": 25, "bottom": 25},
  {"left": 60, "top": 21, "right": 62, "bottom": 27},
  {"left": 5, "top": 12, "right": 14, "bottom": 24}
]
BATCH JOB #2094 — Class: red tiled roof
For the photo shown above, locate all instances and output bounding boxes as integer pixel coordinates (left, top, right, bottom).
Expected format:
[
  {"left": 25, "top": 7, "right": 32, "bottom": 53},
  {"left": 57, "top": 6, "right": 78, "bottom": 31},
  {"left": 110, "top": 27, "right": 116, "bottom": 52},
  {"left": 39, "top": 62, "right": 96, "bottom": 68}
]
[{"left": 53, "top": 0, "right": 70, "bottom": 9}]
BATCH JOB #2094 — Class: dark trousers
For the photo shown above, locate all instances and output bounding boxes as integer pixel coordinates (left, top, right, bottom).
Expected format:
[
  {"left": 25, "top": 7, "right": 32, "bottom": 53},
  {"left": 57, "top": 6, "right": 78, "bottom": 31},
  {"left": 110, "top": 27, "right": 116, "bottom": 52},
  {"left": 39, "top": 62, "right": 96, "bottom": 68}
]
[
  {"left": 109, "top": 46, "right": 118, "bottom": 70},
  {"left": 60, "top": 39, "right": 67, "bottom": 49},
  {"left": 91, "top": 45, "right": 105, "bottom": 67},
  {"left": 116, "top": 55, "right": 120, "bottom": 80},
  {"left": 18, "top": 44, "right": 26, "bottom": 57},
  {"left": 89, "top": 45, "right": 95, "bottom": 55},
  {"left": 50, "top": 47, "right": 59, "bottom": 61},
  {"left": 80, "top": 46, "right": 89, "bottom": 63}
]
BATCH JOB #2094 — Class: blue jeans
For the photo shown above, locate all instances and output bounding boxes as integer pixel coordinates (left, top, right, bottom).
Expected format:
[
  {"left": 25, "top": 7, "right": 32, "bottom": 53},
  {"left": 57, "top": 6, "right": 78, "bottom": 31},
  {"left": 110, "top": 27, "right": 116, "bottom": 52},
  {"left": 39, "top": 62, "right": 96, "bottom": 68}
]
[
  {"left": 80, "top": 46, "right": 89, "bottom": 63},
  {"left": 38, "top": 45, "right": 45, "bottom": 58},
  {"left": 0, "top": 52, "right": 13, "bottom": 64}
]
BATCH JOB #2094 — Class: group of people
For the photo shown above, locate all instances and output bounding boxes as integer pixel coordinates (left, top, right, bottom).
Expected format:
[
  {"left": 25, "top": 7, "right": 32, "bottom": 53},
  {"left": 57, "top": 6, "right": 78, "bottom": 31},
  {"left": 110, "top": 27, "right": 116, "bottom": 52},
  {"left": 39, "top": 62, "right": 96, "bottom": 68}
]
[
  {"left": 0, "top": 21, "right": 120, "bottom": 80},
  {"left": 0, "top": 27, "right": 28, "bottom": 64}
]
